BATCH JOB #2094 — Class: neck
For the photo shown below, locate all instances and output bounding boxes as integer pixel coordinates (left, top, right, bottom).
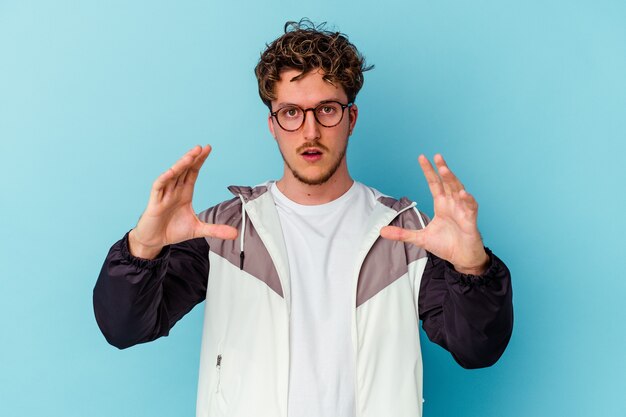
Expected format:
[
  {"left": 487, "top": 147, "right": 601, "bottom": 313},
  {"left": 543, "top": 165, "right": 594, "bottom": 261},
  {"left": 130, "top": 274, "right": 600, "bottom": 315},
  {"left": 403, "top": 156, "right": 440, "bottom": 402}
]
[{"left": 276, "top": 166, "right": 354, "bottom": 205}]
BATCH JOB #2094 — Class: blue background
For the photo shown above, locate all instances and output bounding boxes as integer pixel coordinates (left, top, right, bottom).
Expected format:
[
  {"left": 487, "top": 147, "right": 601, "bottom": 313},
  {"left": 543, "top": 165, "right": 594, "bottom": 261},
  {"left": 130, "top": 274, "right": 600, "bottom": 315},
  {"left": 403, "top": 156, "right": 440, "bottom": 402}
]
[{"left": 1, "top": 1, "right": 625, "bottom": 416}]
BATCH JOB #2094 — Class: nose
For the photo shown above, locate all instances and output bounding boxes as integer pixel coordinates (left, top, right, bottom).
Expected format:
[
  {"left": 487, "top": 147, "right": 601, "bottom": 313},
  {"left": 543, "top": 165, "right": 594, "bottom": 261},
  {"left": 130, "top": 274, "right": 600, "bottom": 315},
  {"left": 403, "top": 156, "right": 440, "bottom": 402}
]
[{"left": 302, "top": 108, "right": 321, "bottom": 141}]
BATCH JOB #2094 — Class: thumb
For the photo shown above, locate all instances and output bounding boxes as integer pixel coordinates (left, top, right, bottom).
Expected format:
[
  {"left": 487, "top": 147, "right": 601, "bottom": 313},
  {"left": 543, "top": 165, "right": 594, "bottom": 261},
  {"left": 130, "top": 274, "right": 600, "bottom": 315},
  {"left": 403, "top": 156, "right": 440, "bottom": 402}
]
[
  {"left": 380, "top": 225, "right": 425, "bottom": 247},
  {"left": 196, "top": 222, "right": 239, "bottom": 240}
]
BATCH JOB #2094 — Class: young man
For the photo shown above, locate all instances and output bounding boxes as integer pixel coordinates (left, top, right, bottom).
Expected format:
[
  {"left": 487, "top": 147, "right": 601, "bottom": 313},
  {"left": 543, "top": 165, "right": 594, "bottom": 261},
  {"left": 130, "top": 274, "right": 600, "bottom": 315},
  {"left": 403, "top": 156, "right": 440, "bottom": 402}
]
[{"left": 94, "top": 20, "right": 513, "bottom": 417}]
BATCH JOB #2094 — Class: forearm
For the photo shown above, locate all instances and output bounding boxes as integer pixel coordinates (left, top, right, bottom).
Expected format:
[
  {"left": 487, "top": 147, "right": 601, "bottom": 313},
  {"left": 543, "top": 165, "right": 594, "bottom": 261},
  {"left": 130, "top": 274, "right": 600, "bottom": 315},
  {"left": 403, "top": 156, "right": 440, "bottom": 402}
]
[
  {"left": 93, "top": 232, "right": 209, "bottom": 349},
  {"left": 93, "top": 232, "right": 172, "bottom": 348},
  {"left": 420, "top": 248, "right": 513, "bottom": 369}
]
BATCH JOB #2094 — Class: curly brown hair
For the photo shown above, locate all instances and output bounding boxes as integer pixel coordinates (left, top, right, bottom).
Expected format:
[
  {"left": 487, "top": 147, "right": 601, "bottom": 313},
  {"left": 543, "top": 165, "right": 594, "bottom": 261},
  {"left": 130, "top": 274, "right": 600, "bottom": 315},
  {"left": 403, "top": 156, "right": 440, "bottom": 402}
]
[{"left": 255, "top": 19, "right": 373, "bottom": 110}]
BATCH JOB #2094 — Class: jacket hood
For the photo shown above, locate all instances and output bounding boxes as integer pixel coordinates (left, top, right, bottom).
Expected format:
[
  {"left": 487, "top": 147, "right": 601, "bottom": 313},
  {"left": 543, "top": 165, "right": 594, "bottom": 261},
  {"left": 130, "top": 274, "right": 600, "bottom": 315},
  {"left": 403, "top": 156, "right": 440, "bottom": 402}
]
[{"left": 227, "top": 184, "right": 269, "bottom": 203}]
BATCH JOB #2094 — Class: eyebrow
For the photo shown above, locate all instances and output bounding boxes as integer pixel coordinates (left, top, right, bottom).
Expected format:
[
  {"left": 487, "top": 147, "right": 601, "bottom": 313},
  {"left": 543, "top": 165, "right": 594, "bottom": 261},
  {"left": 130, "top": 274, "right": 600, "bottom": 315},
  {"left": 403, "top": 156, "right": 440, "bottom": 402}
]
[{"left": 275, "top": 98, "right": 344, "bottom": 108}]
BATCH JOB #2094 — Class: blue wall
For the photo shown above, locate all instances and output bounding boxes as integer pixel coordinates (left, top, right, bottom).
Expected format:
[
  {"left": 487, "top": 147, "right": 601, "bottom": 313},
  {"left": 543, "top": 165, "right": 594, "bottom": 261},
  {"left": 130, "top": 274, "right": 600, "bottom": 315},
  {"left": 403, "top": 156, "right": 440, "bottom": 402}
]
[{"left": 1, "top": 1, "right": 624, "bottom": 416}]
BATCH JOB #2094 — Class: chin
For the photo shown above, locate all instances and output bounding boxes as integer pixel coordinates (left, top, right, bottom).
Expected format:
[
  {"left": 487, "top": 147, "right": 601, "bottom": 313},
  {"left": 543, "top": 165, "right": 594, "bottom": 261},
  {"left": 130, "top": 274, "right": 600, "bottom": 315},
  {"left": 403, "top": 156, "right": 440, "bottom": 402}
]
[
  {"left": 285, "top": 164, "right": 331, "bottom": 185},
  {"left": 293, "top": 172, "right": 334, "bottom": 186}
]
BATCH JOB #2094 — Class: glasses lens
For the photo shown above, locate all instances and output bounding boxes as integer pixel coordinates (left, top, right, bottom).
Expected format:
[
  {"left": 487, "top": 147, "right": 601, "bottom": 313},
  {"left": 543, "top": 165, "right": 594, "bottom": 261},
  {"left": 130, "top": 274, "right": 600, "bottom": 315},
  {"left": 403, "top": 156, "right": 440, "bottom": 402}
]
[
  {"left": 277, "top": 106, "right": 304, "bottom": 131},
  {"left": 315, "top": 103, "right": 343, "bottom": 127}
]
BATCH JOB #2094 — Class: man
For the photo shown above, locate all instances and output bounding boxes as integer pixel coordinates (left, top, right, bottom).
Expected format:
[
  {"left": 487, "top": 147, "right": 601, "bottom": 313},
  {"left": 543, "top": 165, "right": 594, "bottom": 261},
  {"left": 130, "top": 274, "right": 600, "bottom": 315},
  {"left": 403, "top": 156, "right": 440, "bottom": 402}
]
[{"left": 94, "top": 19, "right": 512, "bottom": 417}]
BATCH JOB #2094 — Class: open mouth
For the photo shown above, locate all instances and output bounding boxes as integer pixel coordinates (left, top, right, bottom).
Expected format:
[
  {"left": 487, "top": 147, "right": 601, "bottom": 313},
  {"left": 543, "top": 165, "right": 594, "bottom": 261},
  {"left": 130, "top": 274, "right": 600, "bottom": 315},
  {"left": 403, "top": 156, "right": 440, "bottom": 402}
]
[{"left": 301, "top": 148, "right": 323, "bottom": 161}]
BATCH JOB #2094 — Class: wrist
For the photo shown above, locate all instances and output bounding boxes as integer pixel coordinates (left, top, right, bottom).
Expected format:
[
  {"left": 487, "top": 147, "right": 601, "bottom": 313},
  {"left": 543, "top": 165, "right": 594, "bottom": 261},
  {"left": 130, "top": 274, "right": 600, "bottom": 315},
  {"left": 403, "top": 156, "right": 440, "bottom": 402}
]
[
  {"left": 128, "top": 229, "right": 163, "bottom": 260},
  {"left": 453, "top": 251, "right": 490, "bottom": 276}
]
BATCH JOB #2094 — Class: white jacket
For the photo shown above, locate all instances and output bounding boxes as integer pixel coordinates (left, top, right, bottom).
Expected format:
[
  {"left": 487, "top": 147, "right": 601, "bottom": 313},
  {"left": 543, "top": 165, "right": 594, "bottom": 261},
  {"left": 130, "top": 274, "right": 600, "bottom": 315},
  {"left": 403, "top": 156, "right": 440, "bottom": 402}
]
[
  {"left": 94, "top": 183, "right": 513, "bottom": 417},
  {"left": 197, "top": 187, "right": 427, "bottom": 417}
]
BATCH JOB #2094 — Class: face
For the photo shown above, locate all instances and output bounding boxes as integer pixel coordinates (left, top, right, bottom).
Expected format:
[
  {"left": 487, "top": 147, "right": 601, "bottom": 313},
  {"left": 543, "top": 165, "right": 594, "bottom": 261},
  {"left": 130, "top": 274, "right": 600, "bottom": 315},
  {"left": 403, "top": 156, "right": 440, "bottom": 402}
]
[{"left": 268, "top": 68, "right": 358, "bottom": 186}]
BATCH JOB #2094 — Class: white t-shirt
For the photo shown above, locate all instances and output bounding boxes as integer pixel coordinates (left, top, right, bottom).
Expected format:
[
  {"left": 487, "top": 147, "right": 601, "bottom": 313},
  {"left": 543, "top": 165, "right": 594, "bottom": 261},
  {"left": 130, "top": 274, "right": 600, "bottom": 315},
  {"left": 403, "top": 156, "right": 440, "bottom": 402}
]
[{"left": 269, "top": 181, "right": 378, "bottom": 417}]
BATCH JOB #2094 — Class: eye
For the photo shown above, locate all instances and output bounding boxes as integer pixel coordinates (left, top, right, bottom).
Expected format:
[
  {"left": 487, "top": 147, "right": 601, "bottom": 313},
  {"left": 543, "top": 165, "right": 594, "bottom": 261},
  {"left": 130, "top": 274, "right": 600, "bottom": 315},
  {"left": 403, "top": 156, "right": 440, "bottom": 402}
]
[
  {"left": 280, "top": 106, "right": 302, "bottom": 119},
  {"left": 318, "top": 105, "right": 337, "bottom": 115}
]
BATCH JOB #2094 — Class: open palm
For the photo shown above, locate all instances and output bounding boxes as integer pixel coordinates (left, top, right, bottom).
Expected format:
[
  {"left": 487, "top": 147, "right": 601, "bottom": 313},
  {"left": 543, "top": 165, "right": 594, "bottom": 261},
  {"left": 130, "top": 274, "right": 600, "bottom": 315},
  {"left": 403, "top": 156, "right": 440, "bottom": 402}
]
[
  {"left": 380, "top": 154, "right": 489, "bottom": 275},
  {"left": 129, "top": 145, "right": 238, "bottom": 259}
]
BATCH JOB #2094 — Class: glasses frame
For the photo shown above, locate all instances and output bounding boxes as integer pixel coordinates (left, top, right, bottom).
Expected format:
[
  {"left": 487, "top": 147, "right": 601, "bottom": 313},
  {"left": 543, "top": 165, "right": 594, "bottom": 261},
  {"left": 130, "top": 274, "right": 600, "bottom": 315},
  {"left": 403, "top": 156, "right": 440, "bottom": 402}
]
[{"left": 270, "top": 101, "right": 353, "bottom": 132}]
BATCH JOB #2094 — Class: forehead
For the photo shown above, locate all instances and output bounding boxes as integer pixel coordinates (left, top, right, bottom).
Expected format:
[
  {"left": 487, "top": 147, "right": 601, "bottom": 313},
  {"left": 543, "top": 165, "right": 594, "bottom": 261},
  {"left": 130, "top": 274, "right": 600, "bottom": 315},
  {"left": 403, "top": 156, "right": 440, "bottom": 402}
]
[{"left": 273, "top": 68, "right": 348, "bottom": 106}]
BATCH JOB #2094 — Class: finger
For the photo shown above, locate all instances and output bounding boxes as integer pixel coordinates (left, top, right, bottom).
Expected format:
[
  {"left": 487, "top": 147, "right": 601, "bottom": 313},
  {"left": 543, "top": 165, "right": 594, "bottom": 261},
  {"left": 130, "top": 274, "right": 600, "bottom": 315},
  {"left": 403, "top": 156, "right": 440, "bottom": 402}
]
[
  {"left": 152, "top": 145, "right": 203, "bottom": 193},
  {"left": 196, "top": 223, "right": 238, "bottom": 240},
  {"left": 162, "top": 146, "right": 206, "bottom": 195},
  {"left": 459, "top": 189, "right": 479, "bottom": 215},
  {"left": 183, "top": 145, "right": 212, "bottom": 185},
  {"left": 170, "top": 145, "right": 202, "bottom": 182},
  {"left": 434, "top": 154, "right": 464, "bottom": 194},
  {"left": 418, "top": 155, "right": 444, "bottom": 198},
  {"left": 152, "top": 168, "right": 174, "bottom": 193},
  {"left": 169, "top": 145, "right": 203, "bottom": 179},
  {"left": 380, "top": 225, "right": 425, "bottom": 247},
  {"left": 150, "top": 169, "right": 174, "bottom": 204}
]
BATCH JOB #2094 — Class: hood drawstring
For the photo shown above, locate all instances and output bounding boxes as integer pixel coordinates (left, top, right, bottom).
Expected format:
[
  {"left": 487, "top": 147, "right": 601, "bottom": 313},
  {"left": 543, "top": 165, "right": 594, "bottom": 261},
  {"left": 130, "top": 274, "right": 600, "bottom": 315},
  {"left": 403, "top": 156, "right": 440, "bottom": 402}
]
[
  {"left": 412, "top": 204, "right": 426, "bottom": 230},
  {"left": 238, "top": 195, "right": 246, "bottom": 270}
]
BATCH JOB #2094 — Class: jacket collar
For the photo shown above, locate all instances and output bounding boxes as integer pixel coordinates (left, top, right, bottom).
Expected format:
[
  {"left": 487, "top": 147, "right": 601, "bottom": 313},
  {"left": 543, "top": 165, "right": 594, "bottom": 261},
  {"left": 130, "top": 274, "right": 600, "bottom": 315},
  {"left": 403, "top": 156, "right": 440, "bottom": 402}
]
[
  {"left": 228, "top": 182, "right": 414, "bottom": 213},
  {"left": 377, "top": 195, "right": 415, "bottom": 213}
]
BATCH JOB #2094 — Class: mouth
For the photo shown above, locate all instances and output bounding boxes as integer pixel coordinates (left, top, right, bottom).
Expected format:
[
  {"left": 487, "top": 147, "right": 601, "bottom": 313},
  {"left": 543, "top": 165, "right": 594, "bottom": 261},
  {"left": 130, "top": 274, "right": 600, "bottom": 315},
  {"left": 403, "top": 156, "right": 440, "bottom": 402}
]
[{"left": 300, "top": 148, "right": 323, "bottom": 162}]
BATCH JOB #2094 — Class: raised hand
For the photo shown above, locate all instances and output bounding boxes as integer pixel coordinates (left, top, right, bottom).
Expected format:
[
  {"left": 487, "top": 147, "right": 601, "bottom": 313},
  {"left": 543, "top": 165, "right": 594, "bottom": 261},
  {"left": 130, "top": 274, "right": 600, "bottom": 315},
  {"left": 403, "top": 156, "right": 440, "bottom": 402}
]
[
  {"left": 128, "top": 145, "right": 238, "bottom": 259},
  {"left": 380, "top": 154, "right": 489, "bottom": 275}
]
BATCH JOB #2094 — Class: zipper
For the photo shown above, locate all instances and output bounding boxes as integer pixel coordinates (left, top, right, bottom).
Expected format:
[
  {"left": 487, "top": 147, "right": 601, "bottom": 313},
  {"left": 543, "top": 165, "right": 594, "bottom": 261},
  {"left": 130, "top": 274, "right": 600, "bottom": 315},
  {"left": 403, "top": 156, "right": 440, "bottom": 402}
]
[
  {"left": 215, "top": 354, "right": 222, "bottom": 394},
  {"left": 351, "top": 201, "right": 418, "bottom": 417},
  {"left": 236, "top": 189, "right": 293, "bottom": 416}
]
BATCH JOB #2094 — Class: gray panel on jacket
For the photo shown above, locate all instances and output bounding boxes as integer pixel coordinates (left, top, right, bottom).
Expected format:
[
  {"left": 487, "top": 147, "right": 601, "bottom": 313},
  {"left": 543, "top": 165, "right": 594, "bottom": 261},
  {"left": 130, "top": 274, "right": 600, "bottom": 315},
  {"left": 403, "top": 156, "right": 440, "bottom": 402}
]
[
  {"left": 198, "top": 196, "right": 284, "bottom": 298},
  {"left": 357, "top": 199, "right": 428, "bottom": 307}
]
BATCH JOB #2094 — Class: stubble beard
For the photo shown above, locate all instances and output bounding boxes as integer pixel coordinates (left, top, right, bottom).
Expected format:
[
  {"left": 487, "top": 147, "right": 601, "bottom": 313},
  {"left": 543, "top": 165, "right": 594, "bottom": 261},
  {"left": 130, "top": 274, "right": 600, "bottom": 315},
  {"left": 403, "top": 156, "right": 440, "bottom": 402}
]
[{"left": 280, "top": 140, "right": 348, "bottom": 186}]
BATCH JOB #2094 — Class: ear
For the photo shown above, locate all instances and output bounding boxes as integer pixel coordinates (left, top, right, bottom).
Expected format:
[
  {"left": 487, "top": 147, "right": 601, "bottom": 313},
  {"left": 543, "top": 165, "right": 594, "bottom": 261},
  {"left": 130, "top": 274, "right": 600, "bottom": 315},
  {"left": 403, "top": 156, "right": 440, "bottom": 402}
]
[
  {"left": 268, "top": 113, "right": 277, "bottom": 139},
  {"left": 348, "top": 103, "right": 359, "bottom": 136}
]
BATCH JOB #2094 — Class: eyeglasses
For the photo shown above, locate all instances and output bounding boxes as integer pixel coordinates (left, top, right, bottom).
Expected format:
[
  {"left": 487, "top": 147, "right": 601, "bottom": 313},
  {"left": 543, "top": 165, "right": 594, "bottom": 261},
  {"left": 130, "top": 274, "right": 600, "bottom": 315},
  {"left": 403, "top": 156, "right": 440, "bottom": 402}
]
[{"left": 270, "top": 101, "right": 353, "bottom": 132}]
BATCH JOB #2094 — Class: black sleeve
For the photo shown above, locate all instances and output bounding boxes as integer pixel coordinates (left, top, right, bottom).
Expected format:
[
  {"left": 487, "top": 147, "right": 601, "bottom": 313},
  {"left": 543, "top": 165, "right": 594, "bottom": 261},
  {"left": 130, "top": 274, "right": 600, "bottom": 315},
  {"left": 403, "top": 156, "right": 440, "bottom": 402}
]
[
  {"left": 92, "top": 231, "right": 210, "bottom": 349},
  {"left": 418, "top": 247, "right": 513, "bottom": 369}
]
